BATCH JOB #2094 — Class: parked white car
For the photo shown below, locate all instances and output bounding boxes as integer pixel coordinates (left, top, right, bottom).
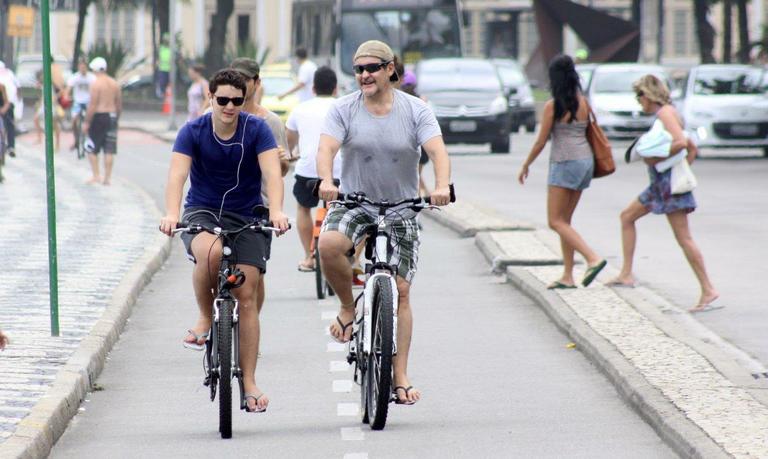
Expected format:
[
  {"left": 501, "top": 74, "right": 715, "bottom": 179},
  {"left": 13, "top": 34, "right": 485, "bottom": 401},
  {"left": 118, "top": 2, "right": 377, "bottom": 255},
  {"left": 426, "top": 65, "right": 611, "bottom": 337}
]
[
  {"left": 678, "top": 64, "right": 768, "bottom": 156},
  {"left": 587, "top": 63, "right": 669, "bottom": 139}
]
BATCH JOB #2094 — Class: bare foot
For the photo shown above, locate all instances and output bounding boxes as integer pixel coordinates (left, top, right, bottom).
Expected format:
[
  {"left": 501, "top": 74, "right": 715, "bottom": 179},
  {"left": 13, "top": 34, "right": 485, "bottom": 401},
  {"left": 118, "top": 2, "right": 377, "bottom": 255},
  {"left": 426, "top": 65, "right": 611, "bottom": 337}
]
[
  {"left": 102, "top": 179, "right": 111, "bottom": 186},
  {"left": 86, "top": 177, "right": 101, "bottom": 184},
  {"left": 182, "top": 318, "right": 211, "bottom": 348},
  {"left": 393, "top": 378, "right": 421, "bottom": 405},
  {"left": 689, "top": 291, "right": 721, "bottom": 313},
  {"left": 606, "top": 275, "right": 636, "bottom": 287},
  {"left": 329, "top": 303, "right": 355, "bottom": 343}
]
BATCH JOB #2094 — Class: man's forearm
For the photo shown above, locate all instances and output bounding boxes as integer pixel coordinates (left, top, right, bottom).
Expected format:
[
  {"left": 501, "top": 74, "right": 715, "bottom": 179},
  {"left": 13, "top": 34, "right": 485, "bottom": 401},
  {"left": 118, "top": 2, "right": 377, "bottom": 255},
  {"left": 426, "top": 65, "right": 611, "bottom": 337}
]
[
  {"left": 164, "top": 175, "right": 185, "bottom": 217},
  {"left": 317, "top": 147, "right": 335, "bottom": 182},
  {"left": 266, "top": 174, "right": 284, "bottom": 213},
  {"left": 431, "top": 150, "right": 451, "bottom": 188}
]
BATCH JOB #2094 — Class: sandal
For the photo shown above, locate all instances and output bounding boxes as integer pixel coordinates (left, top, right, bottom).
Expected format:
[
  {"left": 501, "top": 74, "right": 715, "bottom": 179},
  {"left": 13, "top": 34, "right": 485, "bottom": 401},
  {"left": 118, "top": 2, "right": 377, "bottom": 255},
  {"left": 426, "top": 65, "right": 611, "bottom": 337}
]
[
  {"left": 581, "top": 260, "right": 607, "bottom": 287},
  {"left": 182, "top": 329, "right": 209, "bottom": 351},
  {"left": 331, "top": 316, "right": 354, "bottom": 343},
  {"left": 392, "top": 385, "right": 418, "bottom": 405},
  {"left": 243, "top": 393, "right": 267, "bottom": 413},
  {"left": 297, "top": 260, "right": 315, "bottom": 272},
  {"left": 547, "top": 281, "right": 576, "bottom": 290}
]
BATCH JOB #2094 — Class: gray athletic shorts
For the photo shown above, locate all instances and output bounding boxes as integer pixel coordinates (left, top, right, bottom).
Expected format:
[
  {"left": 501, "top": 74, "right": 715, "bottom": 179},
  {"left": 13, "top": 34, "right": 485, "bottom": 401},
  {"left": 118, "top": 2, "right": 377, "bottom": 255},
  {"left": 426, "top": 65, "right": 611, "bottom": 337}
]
[
  {"left": 179, "top": 207, "right": 272, "bottom": 272},
  {"left": 548, "top": 157, "right": 594, "bottom": 191}
]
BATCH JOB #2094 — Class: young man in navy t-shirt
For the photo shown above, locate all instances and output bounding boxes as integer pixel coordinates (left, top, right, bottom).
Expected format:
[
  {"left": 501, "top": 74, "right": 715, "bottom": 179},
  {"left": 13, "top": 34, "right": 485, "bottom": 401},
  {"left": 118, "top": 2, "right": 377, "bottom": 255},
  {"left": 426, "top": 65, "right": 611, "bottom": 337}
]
[{"left": 159, "top": 69, "right": 289, "bottom": 413}]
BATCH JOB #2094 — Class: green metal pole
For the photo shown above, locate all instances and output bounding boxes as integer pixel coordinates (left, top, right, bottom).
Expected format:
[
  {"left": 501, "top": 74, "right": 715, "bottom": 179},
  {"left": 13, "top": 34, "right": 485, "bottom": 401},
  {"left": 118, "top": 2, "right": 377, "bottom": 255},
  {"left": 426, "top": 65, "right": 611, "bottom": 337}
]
[{"left": 40, "top": 0, "right": 60, "bottom": 337}]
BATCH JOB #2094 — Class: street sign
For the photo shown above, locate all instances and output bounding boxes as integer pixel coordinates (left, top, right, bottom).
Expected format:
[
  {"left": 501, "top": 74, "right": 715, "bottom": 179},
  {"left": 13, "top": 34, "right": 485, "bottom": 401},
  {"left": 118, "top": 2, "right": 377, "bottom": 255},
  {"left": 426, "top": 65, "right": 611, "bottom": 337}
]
[{"left": 7, "top": 5, "right": 35, "bottom": 38}]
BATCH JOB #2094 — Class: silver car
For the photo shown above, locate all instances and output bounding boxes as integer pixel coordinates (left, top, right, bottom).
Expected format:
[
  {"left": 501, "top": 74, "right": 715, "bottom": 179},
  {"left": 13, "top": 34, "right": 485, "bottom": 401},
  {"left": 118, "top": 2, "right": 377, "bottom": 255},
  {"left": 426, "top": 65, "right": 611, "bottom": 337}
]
[
  {"left": 678, "top": 64, "right": 768, "bottom": 156},
  {"left": 587, "top": 64, "right": 669, "bottom": 139}
]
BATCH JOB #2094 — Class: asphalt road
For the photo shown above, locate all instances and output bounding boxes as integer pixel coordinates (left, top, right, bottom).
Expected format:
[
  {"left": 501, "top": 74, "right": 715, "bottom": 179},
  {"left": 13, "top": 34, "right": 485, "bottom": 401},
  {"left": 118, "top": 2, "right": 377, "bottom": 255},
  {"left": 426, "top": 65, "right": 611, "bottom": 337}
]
[
  {"left": 431, "top": 133, "right": 768, "bottom": 372},
  {"left": 49, "top": 127, "right": 675, "bottom": 458}
]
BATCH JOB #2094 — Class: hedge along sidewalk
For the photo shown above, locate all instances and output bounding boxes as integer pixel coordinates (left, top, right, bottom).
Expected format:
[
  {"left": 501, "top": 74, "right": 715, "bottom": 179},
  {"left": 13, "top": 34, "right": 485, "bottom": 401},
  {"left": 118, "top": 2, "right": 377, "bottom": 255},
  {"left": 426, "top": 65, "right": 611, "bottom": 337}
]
[
  {"left": 424, "top": 201, "right": 768, "bottom": 458},
  {"left": 0, "top": 148, "right": 172, "bottom": 459}
]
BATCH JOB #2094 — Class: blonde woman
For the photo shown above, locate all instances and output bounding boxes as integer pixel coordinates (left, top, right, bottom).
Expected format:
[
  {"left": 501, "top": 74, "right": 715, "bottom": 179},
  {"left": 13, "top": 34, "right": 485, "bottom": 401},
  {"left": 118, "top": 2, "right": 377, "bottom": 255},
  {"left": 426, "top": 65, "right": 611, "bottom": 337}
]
[
  {"left": 518, "top": 55, "right": 606, "bottom": 289},
  {"left": 609, "top": 75, "right": 719, "bottom": 313}
]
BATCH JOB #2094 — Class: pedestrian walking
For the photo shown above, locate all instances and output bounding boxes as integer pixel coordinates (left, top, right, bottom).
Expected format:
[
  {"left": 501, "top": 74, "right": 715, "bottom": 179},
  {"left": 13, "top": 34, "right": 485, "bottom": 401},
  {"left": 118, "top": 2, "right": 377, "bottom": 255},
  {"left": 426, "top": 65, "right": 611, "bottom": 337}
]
[
  {"left": 517, "top": 54, "right": 606, "bottom": 289},
  {"left": 186, "top": 64, "right": 208, "bottom": 121},
  {"left": 278, "top": 48, "right": 317, "bottom": 103},
  {"left": 285, "top": 66, "right": 342, "bottom": 272},
  {"left": 33, "top": 70, "right": 63, "bottom": 152},
  {"left": 0, "top": 61, "right": 19, "bottom": 158},
  {"left": 156, "top": 33, "right": 171, "bottom": 99},
  {"left": 608, "top": 75, "right": 719, "bottom": 313},
  {"left": 83, "top": 57, "right": 122, "bottom": 185}
]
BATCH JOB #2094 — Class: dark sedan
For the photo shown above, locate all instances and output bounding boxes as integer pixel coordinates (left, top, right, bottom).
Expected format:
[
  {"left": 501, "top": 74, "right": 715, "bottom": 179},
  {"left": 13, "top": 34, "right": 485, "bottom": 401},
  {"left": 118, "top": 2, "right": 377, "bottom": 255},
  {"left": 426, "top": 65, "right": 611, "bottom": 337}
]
[{"left": 416, "top": 58, "right": 512, "bottom": 153}]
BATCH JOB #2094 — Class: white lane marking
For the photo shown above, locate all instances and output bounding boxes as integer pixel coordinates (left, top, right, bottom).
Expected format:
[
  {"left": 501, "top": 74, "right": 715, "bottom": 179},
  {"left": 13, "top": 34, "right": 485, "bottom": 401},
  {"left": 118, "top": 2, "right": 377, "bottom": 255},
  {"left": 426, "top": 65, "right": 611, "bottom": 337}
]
[
  {"left": 340, "top": 427, "right": 365, "bottom": 441},
  {"left": 327, "top": 342, "right": 346, "bottom": 353},
  {"left": 330, "top": 360, "right": 351, "bottom": 372},
  {"left": 333, "top": 380, "right": 354, "bottom": 393},
  {"left": 343, "top": 453, "right": 369, "bottom": 459},
  {"left": 337, "top": 402, "right": 359, "bottom": 416},
  {"left": 322, "top": 310, "right": 338, "bottom": 320}
]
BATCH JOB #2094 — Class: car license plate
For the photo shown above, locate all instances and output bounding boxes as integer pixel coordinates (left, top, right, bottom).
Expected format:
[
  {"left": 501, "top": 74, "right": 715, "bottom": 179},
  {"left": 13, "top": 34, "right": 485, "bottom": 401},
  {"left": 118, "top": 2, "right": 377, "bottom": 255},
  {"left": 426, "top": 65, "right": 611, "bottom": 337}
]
[
  {"left": 449, "top": 120, "right": 477, "bottom": 132},
  {"left": 730, "top": 124, "right": 758, "bottom": 136}
]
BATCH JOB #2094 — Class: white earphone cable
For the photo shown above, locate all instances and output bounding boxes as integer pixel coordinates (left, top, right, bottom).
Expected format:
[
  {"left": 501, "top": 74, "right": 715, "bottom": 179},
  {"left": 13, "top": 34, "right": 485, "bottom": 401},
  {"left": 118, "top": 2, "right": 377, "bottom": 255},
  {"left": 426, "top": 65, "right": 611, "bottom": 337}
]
[{"left": 211, "top": 112, "right": 250, "bottom": 220}]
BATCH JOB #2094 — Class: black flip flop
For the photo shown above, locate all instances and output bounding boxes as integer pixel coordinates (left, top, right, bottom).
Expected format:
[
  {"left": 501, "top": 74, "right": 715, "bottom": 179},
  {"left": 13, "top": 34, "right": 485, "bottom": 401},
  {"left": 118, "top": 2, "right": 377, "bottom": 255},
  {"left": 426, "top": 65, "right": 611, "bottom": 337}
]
[
  {"left": 581, "top": 260, "right": 607, "bottom": 287},
  {"left": 392, "top": 385, "right": 417, "bottom": 405},
  {"left": 332, "top": 316, "right": 353, "bottom": 343}
]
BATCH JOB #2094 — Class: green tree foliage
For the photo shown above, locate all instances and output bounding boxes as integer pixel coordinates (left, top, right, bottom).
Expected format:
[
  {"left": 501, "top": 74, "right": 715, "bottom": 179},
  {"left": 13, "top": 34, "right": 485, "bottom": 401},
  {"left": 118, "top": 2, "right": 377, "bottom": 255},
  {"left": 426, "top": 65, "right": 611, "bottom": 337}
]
[{"left": 86, "top": 40, "right": 131, "bottom": 77}]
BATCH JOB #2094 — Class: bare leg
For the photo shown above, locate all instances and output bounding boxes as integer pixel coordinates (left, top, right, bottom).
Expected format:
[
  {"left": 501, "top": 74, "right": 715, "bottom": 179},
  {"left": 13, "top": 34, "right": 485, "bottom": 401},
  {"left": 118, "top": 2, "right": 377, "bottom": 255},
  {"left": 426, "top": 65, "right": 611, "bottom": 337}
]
[
  {"left": 256, "top": 275, "right": 265, "bottom": 314},
  {"left": 102, "top": 153, "right": 114, "bottom": 185},
  {"left": 393, "top": 276, "right": 421, "bottom": 404},
  {"left": 34, "top": 114, "right": 42, "bottom": 144},
  {"left": 547, "top": 186, "right": 601, "bottom": 270},
  {"left": 550, "top": 188, "right": 582, "bottom": 285},
  {"left": 666, "top": 211, "right": 719, "bottom": 309},
  {"left": 186, "top": 233, "right": 220, "bottom": 345},
  {"left": 319, "top": 231, "right": 355, "bottom": 341},
  {"left": 234, "top": 265, "right": 268, "bottom": 411},
  {"left": 296, "top": 204, "right": 314, "bottom": 268},
  {"left": 86, "top": 153, "right": 101, "bottom": 183},
  {"left": 610, "top": 199, "right": 650, "bottom": 285}
]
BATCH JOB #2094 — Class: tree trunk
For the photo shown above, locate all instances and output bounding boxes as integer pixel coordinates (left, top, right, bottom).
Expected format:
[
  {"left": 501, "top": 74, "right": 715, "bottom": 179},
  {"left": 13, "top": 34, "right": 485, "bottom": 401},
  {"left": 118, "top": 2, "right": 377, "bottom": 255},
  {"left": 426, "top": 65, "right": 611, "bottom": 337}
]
[
  {"left": 72, "top": 0, "right": 92, "bottom": 73},
  {"left": 0, "top": 0, "right": 13, "bottom": 67},
  {"left": 631, "top": 0, "right": 642, "bottom": 26},
  {"left": 722, "top": 0, "right": 732, "bottom": 63},
  {"left": 204, "top": 0, "right": 234, "bottom": 72},
  {"left": 157, "top": 0, "right": 169, "bottom": 37},
  {"left": 737, "top": 0, "right": 750, "bottom": 63},
  {"left": 693, "top": 0, "right": 716, "bottom": 63},
  {"left": 151, "top": 0, "right": 158, "bottom": 74}
]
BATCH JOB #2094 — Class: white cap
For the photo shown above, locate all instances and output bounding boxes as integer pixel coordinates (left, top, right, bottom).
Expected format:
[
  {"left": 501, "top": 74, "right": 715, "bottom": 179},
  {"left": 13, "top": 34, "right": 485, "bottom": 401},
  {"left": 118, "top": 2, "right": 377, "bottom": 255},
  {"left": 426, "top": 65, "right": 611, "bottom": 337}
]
[{"left": 89, "top": 57, "right": 107, "bottom": 72}]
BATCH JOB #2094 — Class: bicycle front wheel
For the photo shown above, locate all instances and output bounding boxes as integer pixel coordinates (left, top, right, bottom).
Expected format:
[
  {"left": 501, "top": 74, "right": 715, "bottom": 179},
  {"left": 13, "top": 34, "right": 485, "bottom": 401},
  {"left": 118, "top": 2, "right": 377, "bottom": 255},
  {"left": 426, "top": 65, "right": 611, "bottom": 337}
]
[
  {"left": 314, "top": 243, "right": 325, "bottom": 299},
  {"left": 366, "top": 276, "right": 394, "bottom": 430},
  {"left": 217, "top": 300, "right": 234, "bottom": 439}
]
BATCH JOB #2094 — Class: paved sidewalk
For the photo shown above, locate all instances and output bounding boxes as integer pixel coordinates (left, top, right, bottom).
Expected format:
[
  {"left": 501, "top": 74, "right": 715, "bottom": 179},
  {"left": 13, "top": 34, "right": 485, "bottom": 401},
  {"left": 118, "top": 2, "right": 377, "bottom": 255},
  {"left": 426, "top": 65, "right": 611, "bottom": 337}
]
[
  {"left": 0, "top": 145, "right": 169, "bottom": 458},
  {"left": 424, "top": 209, "right": 768, "bottom": 458}
]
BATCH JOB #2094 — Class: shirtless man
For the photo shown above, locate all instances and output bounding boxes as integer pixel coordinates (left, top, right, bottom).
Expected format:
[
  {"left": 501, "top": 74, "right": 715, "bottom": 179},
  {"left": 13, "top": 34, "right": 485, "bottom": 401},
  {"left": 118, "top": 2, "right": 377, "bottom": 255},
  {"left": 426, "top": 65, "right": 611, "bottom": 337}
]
[
  {"left": 230, "top": 58, "right": 291, "bottom": 314},
  {"left": 82, "top": 57, "right": 122, "bottom": 185}
]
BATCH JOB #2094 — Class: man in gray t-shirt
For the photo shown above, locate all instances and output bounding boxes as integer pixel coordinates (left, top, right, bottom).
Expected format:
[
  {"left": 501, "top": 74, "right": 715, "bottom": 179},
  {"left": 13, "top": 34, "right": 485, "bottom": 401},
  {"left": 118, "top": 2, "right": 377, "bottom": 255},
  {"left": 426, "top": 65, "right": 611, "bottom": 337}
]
[{"left": 316, "top": 40, "right": 452, "bottom": 406}]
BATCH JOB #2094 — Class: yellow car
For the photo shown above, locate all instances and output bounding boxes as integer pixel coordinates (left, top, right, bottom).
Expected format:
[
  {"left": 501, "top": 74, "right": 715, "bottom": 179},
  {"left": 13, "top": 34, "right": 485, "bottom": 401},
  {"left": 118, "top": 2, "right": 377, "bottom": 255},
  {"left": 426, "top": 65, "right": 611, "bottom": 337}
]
[{"left": 260, "top": 63, "right": 299, "bottom": 124}]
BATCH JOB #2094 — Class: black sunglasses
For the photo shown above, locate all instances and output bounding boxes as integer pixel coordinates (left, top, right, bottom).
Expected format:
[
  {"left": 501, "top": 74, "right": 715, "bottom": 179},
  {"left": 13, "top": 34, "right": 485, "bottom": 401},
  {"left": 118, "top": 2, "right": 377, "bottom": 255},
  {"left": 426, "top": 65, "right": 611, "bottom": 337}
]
[
  {"left": 353, "top": 61, "right": 390, "bottom": 75},
  {"left": 214, "top": 96, "right": 245, "bottom": 107}
]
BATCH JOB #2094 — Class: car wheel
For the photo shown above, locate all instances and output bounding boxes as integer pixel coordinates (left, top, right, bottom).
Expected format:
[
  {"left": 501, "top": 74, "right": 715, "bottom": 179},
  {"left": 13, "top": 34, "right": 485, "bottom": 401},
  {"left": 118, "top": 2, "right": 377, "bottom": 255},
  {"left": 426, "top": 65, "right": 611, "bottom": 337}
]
[{"left": 490, "top": 136, "right": 510, "bottom": 154}]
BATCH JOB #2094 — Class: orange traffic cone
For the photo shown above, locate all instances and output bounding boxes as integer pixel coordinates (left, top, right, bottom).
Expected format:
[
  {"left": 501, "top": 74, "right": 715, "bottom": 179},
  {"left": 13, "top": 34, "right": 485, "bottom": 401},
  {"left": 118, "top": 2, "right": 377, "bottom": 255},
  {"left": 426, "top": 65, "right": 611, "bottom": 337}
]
[{"left": 162, "top": 86, "right": 172, "bottom": 114}]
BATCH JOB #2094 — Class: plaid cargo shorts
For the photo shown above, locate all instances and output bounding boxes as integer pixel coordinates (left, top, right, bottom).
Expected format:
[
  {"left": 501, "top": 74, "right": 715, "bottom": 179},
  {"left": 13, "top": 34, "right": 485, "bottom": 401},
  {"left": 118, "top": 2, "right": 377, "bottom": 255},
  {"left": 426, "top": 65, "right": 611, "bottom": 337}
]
[{"left": 321, "top": 204, "right": 420, "bottom": 283}]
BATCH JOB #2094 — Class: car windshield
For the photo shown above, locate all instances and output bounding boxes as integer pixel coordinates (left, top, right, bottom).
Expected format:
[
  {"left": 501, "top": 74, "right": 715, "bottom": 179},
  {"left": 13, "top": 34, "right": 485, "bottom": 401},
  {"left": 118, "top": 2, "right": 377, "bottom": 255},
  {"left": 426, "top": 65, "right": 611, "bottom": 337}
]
[
  {"left": 592, "top": 69, "right": 664, "bottom": 94},
  {"left": 418, "top": 61, "right": 500, "bottom": 92},
  {"left": 261, "top": 76, "right": 294, "bottom": 96},
  {"left": 340, "top": 8, "right": 461, "bottom": 75},
  {"left": 495, "top": 63, "right": 526, "bottom": 87},
  {"left": 693, "top": 68, "right": 765, "bottom": 95}
]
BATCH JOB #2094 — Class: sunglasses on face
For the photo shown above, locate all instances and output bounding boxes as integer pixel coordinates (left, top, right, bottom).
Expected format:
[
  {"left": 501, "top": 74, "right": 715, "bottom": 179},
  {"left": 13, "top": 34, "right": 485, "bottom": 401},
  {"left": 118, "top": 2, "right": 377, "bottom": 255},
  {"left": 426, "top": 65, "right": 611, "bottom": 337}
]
[
  {"left": 353, "top": 62, "right": 389, "bottom": 75},
  {"left": 635, "top": 92, "right": 644, "bottom": 100},
  {"left": 214, "top": 96, "right": 245, "bottom": 107}
]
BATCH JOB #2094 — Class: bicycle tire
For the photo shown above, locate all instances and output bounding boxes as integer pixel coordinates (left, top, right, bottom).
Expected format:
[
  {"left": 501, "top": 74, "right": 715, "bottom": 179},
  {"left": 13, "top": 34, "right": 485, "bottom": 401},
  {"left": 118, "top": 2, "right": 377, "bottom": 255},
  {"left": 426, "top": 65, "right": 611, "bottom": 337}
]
[
  {"left": 77, "top": 116, "right": 86, "bottom": 159},
  {"left": 218, "top": 300, "right": 233, "bottom": 439},
  {"left": 366, "top": 276, "right": 394, "bottom": 430},
  {"left": 314, "top": 243, "right": 325, "bottom": 299}
]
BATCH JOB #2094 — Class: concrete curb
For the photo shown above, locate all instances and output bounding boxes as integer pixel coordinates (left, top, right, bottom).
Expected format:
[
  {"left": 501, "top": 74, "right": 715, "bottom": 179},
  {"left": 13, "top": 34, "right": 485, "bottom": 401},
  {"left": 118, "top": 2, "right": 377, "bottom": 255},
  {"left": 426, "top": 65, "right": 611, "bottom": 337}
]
[
  {"left": 475, "top": 231, "right": 563, "bottom": 273},
  {"left": 423, "top": 203, "right": 534, "bottom": 237},
  {"left": 425, "top": 202, "right": 731, "bottom": 459},
  {"left": 0, "top": 178, "right": 172, "bottom": 459},
  {"left": 120, "top": 122, "right": 178, "bottom": 144},
  {"left": 505, "top": 267, "right": 728, "bottom": 459}
]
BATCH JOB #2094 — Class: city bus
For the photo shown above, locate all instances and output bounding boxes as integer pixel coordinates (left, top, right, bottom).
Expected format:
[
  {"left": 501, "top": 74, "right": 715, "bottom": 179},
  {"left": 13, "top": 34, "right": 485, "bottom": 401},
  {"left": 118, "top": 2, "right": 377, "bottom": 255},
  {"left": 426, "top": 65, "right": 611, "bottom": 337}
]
[{"left": 292, "top": 0, "right": 464, "bottom": 91}]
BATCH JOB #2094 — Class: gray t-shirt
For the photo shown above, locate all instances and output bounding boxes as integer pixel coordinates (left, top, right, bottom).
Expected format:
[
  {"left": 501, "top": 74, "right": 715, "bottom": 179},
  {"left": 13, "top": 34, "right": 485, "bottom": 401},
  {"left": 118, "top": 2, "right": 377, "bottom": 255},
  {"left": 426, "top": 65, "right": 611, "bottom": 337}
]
[
  {"left": 260, "top": 109, "right": 286, "bottom": 206},
  {"left": 322, "top": 90, "right": 441, "bottom": 202}
]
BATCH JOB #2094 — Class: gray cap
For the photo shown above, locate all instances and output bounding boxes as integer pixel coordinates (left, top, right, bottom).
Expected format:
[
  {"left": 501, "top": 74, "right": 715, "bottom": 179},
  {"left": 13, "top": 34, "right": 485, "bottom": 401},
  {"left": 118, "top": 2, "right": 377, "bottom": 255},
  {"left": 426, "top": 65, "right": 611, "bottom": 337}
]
[{"left": 230, "top": 58, "right": 260, "bottom": 79}]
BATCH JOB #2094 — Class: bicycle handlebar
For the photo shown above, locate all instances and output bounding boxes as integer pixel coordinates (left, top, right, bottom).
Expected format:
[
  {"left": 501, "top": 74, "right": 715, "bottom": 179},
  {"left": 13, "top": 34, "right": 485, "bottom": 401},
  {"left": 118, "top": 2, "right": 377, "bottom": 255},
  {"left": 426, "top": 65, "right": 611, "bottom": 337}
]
[
  {"left": 311, "top": 181, "right": 456, "bottom": 208},
  {"left": 170, "top": 220, "right": 289, "bottom": 236}
]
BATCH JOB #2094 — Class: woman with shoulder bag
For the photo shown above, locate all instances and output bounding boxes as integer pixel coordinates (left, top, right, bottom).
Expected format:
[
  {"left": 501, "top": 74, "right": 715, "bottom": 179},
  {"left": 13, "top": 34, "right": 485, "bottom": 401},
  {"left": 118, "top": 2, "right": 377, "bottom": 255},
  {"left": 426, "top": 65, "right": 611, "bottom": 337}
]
[
  {"left": 518, "top": 55, "right": 606, "bottom": 289},
  {"left": 609, "top": 75, "right": 719, "bottom": 313}
]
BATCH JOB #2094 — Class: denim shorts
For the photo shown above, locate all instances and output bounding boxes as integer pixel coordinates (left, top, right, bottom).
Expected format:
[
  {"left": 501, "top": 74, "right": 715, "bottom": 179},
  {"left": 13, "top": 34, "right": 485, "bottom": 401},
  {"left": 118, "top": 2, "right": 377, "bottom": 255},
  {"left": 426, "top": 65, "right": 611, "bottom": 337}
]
[{"left": 548, "top": 157, "right": 594, "bottom": 191}]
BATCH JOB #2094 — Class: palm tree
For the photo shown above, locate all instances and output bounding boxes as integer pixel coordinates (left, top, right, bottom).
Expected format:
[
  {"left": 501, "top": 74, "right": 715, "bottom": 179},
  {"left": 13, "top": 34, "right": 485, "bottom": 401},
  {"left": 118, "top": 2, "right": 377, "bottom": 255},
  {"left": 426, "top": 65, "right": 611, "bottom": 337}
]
[
  {"left": 203, "top": 0, "right": 234, "bottom": 72},
  {"left": 736, "top": 0, "right": 750, "bottom": 63},
  {"left": 693, "top": 0, "right": 716, "bottom": 63}
]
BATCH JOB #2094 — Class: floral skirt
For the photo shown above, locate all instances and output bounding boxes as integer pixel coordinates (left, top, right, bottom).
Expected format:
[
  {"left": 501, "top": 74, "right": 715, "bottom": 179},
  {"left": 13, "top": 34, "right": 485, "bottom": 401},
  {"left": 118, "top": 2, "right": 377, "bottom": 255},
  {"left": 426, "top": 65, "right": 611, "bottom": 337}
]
[{"left": 638, "top": 166, "right": 696, "bottom": 214}]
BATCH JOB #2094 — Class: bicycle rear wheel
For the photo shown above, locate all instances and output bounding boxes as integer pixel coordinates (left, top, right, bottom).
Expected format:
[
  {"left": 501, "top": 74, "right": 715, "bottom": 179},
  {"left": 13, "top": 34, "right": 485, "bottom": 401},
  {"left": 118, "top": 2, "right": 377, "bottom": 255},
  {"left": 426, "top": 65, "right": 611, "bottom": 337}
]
[
  {"left": 366, "top": 276, "right": 394, "bottom": 430},
  {"left": 217, "top": 300, "right": 234, "bottom": 439},
  {"left": 314, "top": 243, "right": 334, "bottom": 299}
]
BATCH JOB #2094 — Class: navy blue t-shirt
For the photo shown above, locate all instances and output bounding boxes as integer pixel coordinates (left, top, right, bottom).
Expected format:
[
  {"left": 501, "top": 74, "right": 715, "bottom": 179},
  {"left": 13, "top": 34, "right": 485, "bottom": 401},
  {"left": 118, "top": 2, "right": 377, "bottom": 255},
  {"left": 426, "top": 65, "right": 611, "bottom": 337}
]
[{"left": 173, "top": 112, "right": 277, "bottom": 216}]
